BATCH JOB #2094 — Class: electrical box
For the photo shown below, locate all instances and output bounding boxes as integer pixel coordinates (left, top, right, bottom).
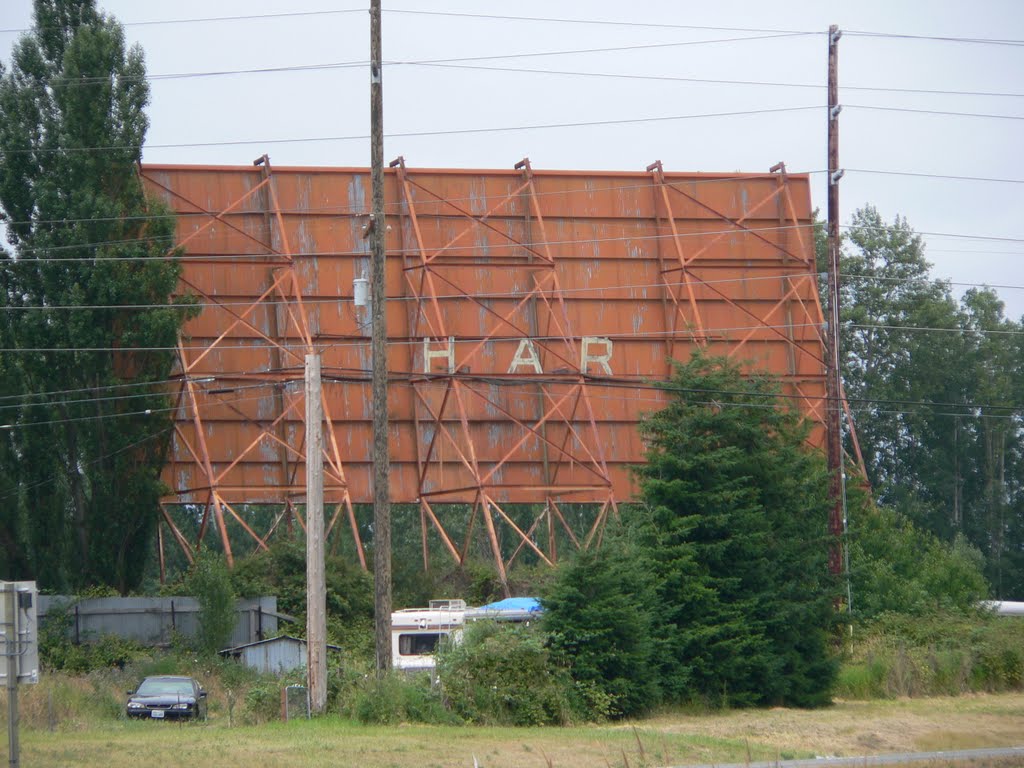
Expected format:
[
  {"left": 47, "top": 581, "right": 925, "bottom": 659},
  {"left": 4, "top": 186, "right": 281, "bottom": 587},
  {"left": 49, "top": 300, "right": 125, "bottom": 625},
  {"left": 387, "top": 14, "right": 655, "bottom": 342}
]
[{"left": 0, "top": 581, "right": 39, "bottom": 684}]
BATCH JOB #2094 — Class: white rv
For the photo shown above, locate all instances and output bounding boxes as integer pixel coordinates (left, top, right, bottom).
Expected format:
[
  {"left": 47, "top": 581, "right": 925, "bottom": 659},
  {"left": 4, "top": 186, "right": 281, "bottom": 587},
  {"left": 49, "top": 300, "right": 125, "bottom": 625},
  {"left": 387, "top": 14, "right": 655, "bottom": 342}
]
[
  {"left": 390, "top": 599, "right": 467, "bottom": 673},
  {"left": 390, "top": 597, "right": 541, "bottom": 672}
]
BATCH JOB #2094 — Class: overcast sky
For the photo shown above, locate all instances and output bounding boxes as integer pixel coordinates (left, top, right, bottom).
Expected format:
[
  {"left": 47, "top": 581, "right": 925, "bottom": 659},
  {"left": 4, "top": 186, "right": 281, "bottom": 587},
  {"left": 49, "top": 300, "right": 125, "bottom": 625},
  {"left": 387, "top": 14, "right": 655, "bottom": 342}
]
[{"left": 2, "top": 1, "right": 1022, "bottom": 318}]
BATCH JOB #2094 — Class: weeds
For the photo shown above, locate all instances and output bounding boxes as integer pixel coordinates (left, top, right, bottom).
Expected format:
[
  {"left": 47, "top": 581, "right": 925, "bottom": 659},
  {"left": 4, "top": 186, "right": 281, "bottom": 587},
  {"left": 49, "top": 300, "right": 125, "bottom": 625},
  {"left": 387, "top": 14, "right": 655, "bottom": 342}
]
[{"left": 835, "top": 611, "right": 1024, "bottom": 699}]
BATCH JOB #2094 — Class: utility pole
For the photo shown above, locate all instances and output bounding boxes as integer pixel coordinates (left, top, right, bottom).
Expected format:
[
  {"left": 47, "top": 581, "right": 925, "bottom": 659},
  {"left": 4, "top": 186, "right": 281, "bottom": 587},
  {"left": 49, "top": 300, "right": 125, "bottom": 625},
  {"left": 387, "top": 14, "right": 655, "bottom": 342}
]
[
  {"left": 305, "top": 354, "right": 327, "bottom": 713},
  {"left": 369, "top": 0, "right": 392, "bottom": 675},
  {"left": 826, "top": 25, "right": 844, "bottom": 578},
  {"left": 5, "top": 584, "right": 19, "bottom": 768}
]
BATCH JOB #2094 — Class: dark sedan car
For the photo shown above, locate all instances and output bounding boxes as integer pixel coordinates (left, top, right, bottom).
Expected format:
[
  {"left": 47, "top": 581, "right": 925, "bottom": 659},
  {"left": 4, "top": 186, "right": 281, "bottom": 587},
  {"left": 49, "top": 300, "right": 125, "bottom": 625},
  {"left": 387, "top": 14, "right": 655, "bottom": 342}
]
[{"left": 126, "top": 675, "right": 207, "bottom": 720}]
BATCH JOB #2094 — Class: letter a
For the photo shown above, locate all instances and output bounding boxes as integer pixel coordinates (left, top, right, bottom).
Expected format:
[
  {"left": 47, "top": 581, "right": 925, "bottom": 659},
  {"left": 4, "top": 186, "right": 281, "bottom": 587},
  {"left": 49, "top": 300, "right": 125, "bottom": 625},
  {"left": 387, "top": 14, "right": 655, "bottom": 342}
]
[{"left": 508, "top": 339, "right": 543, "bottom": 374}]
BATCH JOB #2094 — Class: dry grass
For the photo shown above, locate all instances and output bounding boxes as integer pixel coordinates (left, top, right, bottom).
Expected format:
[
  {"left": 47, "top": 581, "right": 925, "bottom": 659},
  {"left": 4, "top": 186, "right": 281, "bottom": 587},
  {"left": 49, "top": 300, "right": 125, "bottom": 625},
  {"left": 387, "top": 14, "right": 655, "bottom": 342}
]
[
  {"left": 641, "top": 693, "right": 1024, "bottom": 759},
  {"left": 4, "top": 691, "right": 1024, "bottom": 768}
]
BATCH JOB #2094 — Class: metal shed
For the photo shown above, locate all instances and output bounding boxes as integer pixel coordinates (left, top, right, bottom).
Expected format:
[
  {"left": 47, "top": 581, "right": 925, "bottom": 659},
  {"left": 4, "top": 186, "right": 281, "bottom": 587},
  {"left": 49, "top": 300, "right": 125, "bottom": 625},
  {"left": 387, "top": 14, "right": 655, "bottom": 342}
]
[{"left": 219, "top": 635, "right": 341, "bottom": 675}]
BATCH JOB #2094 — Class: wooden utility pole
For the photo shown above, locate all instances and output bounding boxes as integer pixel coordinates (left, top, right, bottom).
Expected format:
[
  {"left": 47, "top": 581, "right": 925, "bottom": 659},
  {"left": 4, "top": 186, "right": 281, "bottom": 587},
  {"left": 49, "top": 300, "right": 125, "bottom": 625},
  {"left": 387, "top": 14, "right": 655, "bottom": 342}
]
[
  {"left": 826, "top": 25, "right": 844, "bottom": 577},
  {"left": 5, "top": 584, "right": 20, "bottom": 768},
  {"left": 305, "top": 354, "right": 327, "bottom": 712},
  {"left": 369, "top": 0, "right": 392, "bottom": 675}
]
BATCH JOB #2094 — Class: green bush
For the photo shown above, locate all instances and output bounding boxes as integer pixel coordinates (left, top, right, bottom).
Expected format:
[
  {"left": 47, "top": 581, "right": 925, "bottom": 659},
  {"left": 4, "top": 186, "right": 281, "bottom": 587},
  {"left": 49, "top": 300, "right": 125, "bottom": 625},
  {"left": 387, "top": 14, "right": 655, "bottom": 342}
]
[
  {"left": 835, "top": 657, "right": 887, "bottom": 699},
  {"left": 185, "top": 550, "right": 237, "bottom": 656},
  {"left": 848, "top": 505, "right": 989, "bottom": 619},
  {"left": 39, "top": 602, "right": 148, "bottom": 674},
  {"left": 341, "top": 673, "right": 456, "bottom": 725},
  {"left": 230, "top": 538, "right": 373, "bottom": 656},
  {"left": 243, "top": 679, "right": 281, "bottom": 724},
  {"left": 436, "top": 621, "right": 582, "bottom": 726},
  {"left": 634, "top": 354, "right": 839, "bottom": 709},
  {"left": 836, "top": 611, "right": 1024, "bottom": 698}
]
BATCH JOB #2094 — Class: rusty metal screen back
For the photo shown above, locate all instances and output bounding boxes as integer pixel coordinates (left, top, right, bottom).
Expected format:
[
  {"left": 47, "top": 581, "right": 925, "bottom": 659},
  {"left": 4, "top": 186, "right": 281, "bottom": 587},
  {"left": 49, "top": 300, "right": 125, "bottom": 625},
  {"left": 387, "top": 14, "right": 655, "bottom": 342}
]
[{"left": 142, "top": 159, "right": 827, "bottom": 576}]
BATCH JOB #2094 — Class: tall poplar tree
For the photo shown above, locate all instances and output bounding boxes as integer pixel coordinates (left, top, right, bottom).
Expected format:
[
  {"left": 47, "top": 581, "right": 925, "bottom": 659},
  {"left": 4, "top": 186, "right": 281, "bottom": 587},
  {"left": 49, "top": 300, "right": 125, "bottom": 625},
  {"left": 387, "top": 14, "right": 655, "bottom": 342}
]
[
  {"left": 0, "top": 0, "right": 190, "bottom": 592},
  {"left": 835, "top": 206, "right": 1024, "bottom": 597}
]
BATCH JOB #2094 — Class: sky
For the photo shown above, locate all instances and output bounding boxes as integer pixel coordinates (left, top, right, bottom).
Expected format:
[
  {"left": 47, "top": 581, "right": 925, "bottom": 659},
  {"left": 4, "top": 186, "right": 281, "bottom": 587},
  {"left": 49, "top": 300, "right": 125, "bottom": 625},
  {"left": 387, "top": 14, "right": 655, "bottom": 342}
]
[{"left": 1, "top": 0, "right": 1022, "bottom": 318}]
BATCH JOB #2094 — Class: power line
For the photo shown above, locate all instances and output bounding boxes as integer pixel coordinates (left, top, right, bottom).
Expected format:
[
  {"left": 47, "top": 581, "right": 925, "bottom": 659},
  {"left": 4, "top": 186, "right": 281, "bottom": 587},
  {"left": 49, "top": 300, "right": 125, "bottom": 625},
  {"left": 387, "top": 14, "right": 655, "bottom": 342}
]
[
  {"left": 842, "top": 273, "right": 1024, "bottom": 293},
  {"left": 3, "top": 104, "right": 823, "bottom": 154},
  {"left": 0, "top": 379, "right": 273, "bottom": 413},
  {"left": 398, "top": 33, "right": 814, "bottom": 66},
  {"left": 0, "top": 9, "right": 813, "bottom": 36},
  {"left": 847, "top": 169, "right": 1024, "bottom": 184},
  {"left": 5, "top": 98, "right": 1022, "bottom": 157},
  {"left": 0, "top": 397, "right": 178, "bottom": 430},
  {"left": 7, "top": 218, "right": 1023, "bottom": 265},
  {"left": 2, "top": 271, "right": 1021, "bottom": 315},
  {"left": 388, "top": 10, "right": 816, "bottom": 36},
  {"left": 0, "top": 8, "right": 365, "bottom": 34},
  {"left": 849, "top": 322, "right": 1023, "bottom": 337},
  {"left": 4, "top": 221, "right": 821, "bottom": 261},
  {"left": 0, "top": 377, "right": 184, "bottom": 403},
  {"left": 5, "top": 8, "right": 1021, "bottom": 46},
  {"left": 847, "top": 226, "right": 1024, "bottom": 244},
  {"left": 12, "top": 33, "right": 808, "bottom": 88},
  {"left": 4, "top": 165, "right": 1023, "bottom": 238},
  {"left": 0, "top": 426, "right": 174, "bottom": 502},
  {"left": 1, "top": 367, "right": 1017, "bottom": 431},
  {"left": 0, "top": 389, "right": 273, "bottom": 430},
  {"left": 2, "top": 312, "right": 1022, "bottom": 356},
  {"left": 843, "top": 29, "right": 1024, "bottom": 47},
  {"left": 847, "top": 104, "right": 1024, "bottom": 121},
  {"left": 418, "top": 62, "right": 1024, "bottom": 100}
]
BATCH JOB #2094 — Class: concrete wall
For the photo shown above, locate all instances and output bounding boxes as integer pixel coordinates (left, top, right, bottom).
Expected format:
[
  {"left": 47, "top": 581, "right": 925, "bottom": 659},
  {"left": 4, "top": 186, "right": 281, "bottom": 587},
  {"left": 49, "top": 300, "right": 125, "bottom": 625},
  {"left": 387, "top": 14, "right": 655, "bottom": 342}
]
[{"left": 38, "top": 595, "right": 279, "bottom": 649}]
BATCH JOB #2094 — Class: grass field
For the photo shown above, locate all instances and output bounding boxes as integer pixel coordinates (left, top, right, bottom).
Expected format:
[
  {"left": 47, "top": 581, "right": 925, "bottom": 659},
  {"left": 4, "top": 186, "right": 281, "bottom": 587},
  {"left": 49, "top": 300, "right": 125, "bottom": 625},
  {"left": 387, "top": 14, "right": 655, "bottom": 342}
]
[{"left": 7, "top": 692, "right": 1024, "bottom": 768}]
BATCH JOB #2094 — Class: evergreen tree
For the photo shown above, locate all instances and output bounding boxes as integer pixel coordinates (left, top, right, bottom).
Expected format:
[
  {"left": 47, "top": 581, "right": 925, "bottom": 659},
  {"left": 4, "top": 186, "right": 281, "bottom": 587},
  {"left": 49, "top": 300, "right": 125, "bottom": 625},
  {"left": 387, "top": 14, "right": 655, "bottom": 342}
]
[
  {"left": 543, "top": 522, "right": 661, "bottom": 718},
  {"left": 634, "top": 354, "right": 838, "bottom": 707},
  {"left": 0, "top": 0, "right": 191, "bottom": 592}
]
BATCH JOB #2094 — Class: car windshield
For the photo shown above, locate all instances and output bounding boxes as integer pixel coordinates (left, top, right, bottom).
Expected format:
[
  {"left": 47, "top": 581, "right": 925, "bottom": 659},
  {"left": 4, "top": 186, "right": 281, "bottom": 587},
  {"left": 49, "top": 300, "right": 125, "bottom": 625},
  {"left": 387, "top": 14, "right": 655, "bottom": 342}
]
[{"left": 136, "top": 679, "right": 193, "bottom": 696}]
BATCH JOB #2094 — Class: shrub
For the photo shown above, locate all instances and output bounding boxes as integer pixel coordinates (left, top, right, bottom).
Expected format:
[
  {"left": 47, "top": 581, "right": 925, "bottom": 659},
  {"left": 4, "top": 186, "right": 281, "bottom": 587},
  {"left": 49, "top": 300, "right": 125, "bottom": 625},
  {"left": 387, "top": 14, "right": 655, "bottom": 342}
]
[
  {"left": 836, "top": 610, "right": 1024, "bottom": 698},
  {"left": 436, "top": 621, "right": 581, "bottom": 726},
  {"left": 230, "top": 538, "right": 373, "bottom": 655},
  {"left": 341, "top": 673, "right": 456, "bottom": 725},
  {"left": 39, "top": 601, "right": 148, "bottom": 674},
  {"left": 849, "top": 506, "right": 989, "bottom": 619},
  {"left": 185, "top": 550, "right": 237, "bottom": 656},
  {"left": 243, "top": 679, "right": 281, "bottom": 724}
]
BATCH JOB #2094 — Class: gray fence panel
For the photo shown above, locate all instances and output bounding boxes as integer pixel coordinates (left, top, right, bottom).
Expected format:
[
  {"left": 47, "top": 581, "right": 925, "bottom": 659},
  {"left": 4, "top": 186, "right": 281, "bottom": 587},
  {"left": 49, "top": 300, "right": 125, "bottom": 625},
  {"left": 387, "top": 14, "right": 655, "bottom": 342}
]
[{"left": 38, "top": 596, "right": 279, "bottom": 648}]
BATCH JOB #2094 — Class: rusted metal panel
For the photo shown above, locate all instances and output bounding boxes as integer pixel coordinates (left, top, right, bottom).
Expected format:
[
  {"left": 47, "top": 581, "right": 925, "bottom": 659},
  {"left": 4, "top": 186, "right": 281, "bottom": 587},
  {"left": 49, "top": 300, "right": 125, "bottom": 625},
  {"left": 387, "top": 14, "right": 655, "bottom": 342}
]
[{"left": 143, "top": 160, "right": 828, "bottom": 570}]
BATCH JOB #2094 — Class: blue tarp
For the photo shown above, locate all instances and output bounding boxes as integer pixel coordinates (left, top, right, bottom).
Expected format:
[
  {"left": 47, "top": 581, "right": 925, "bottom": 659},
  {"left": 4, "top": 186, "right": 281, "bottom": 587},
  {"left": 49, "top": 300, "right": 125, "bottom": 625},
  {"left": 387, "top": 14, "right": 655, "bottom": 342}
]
[{"left": 468, "top": 597, "right": 542, "bottom": 618}]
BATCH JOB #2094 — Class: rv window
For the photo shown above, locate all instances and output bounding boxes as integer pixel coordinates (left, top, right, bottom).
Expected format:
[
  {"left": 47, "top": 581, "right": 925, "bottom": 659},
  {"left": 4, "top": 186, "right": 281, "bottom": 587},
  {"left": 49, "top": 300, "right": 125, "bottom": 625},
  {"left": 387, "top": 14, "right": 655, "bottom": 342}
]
[{"left": 398, "top": 632, "right": 443, "bottom": 656}]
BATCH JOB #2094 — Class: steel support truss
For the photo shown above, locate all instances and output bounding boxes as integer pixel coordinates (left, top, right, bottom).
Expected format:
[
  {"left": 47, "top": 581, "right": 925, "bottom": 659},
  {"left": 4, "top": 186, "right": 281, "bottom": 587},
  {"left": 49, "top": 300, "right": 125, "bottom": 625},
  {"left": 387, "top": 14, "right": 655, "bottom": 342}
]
[
  {"left": 391, "top": 157, "right": 617, "bottom": 591},
  {"left": 646, "top": 159, "right": 866, "bottom": 466},
  {"left": 144, "top": 158, "right": 365, "bottom": 573}
]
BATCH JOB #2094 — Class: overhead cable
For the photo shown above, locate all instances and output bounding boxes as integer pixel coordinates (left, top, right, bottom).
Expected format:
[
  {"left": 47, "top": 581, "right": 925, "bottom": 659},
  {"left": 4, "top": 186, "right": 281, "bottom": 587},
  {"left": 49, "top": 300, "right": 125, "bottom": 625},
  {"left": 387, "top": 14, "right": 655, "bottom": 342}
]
[
  {"left": 2, "top": 271, "right": 1022, "bottom": 315},
  {"left": 2, "top": 105, "right": 823, "bottom": 154},
  {"left": 418, "top": 62, "right": 1024, "bottom": 100}
]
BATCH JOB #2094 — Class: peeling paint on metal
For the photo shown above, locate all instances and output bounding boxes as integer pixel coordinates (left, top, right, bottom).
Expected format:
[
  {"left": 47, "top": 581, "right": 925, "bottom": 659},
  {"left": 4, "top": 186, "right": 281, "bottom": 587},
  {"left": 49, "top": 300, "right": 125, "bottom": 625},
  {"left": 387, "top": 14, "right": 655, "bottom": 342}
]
[{"left": 146, "top": 164, "right": 826, "bottom": 512}]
